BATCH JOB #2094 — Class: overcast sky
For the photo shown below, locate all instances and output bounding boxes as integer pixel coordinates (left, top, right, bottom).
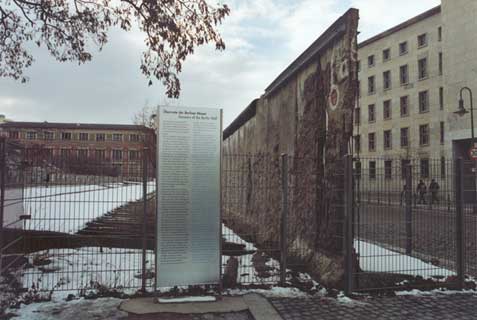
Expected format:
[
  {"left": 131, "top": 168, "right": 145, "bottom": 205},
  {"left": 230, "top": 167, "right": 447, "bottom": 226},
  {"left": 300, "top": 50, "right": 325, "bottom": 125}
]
[{"left": 0, "top": 0, "right": 440, "bottom": 127}]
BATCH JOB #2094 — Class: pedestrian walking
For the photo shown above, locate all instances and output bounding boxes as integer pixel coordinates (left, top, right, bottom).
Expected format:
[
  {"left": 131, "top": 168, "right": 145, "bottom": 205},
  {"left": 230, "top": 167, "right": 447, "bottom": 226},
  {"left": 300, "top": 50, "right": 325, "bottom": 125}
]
[
  {"left": 429, "top": 179, "right": 440, "bottom": 205},
  {"left": 401, "top": 183, "right": 410, "bottom": 206},
  {"left": 417, "top": 179, "right": 427, "bottom": 204}
]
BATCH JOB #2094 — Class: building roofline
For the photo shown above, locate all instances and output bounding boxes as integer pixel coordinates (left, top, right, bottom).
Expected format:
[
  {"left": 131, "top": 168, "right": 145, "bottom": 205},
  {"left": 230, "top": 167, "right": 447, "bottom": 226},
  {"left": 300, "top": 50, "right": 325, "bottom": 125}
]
[
  {"left": 223, "top": 99, "right": 258, "bottom": 140},
  {"left": 0, "top": 121, "right": 150, "bottom": 132},
  {"left": 358, "top": 5, "right": 441, "bottom": 49},
  {"left": 264, "top": 8, "right": 358, "bottom": 98}
]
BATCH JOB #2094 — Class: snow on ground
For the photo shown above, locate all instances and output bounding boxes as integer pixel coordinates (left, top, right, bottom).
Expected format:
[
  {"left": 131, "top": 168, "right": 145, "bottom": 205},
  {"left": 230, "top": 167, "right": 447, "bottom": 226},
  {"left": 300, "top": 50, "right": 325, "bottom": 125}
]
[
  {"left": 355, "top": 240, "right": 454, "bottom": 279},
  {"left": 6, "top": 297, "right": 127, "bottom": 320},
  {"left": 395, "top": 288, "right": 477, "bottom": 296},
  {"left": 23, "top": 182, "right": 155, "bottom": 234},
  {"left": 23, "top": 247, "right": 155, "bottom": 300}
]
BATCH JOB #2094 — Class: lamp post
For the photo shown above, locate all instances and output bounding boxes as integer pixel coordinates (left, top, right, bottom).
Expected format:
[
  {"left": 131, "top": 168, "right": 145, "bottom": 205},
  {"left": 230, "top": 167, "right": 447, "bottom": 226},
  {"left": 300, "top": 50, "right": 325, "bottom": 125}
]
[{"left": 454, "top": 86, "right": 476, "bottom": 210}]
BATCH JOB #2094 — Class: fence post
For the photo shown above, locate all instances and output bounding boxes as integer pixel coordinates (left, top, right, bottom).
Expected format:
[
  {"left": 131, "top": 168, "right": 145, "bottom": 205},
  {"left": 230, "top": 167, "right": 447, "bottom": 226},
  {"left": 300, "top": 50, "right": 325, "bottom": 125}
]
[
  {"left": 344, "top": 155, "right": 354, "bottom": 295},
  {"left": 0, "top": 138, "right": 6, "bottom": 275},
  {"left": 141, "top": 148, "right": 148, "bottom": 293},
  {"left": 405, "top": 164, "right": 413, "bottom": 255},
  {"left": 280, "top": 154, "right": 288, "bottom": 286},
  {"left": 455, "top": 158, "right": 465, "bottom": 289}
]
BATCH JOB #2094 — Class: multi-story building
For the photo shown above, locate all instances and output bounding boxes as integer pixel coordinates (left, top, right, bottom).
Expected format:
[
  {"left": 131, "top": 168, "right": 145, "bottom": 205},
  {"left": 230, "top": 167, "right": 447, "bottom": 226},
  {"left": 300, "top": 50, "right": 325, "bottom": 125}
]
[
  {"left": 354, "top": 0, "right": 477, "bottom": 183},
  {"left": 0, "top": 121, "right": 153, "bottom": 176}
]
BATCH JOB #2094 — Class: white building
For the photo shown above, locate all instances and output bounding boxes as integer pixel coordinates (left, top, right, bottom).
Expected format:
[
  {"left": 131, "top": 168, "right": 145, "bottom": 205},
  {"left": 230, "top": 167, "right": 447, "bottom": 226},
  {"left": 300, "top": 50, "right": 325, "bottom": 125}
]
[{"left": 354, "top": 0, "right": 477, "bottom": 183}]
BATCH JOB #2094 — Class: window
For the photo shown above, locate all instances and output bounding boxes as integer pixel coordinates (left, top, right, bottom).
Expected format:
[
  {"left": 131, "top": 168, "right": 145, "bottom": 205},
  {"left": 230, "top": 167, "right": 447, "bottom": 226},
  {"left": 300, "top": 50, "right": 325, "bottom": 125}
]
[
  {"left": 440, "top": 121, "right": 445, "bottom": 144},
  {"left": 400, "top": 65, "right": 409, "bottom": 85},
  {"left": 8, "top": 131, "right": 19, "bottom": 139},
  {"left": 383, "top": 70, "right": 392, "bottom": 90},
  {"left": 419, "top": 124, "right": 430, "bottom": 146},
  {"left": 421, "top": 159, "right": 430, "bottom": 178},
  {"left": 418, "top": 58, "right": 428, "bottom": 79},
  {"left": 96, "top": 133, "right": 105, "bottom": 141},
  {"left": 368, "top": 55, "right": 375, "bottom": 67},
  {"left": 355, "top": 161, "right": 362, "bottom": 179},
  {"left": 61, "top": 132, "right": 72, "bottom": 140},
  {"left": 26, "top": 131, "right": 36, "bottom": 140},
  {"left": 368, "top": 132, "right": 376, "bottom": 152},
  {"left": 79, "top": 132, "right": 89, "bottom": 141},
  {"left": 129, "top": 150, "right": 140, "bottom": 161},
  {"left": 355, "top": 108, "right": 361, "bottom": 125},
  {"left": 368, "top": 104, "right": 376, "bottom": 123},
  {"left": 418, "top": 33, "right": 427, "bottom": 47},
  {"left": 369, "top": 161, "right": 376, "bottom": 180},
  {"left": 78, "top": 149, "right": 88, "bottom": 159},
  {"left": 383, "top": 100, "right": 392, "bottom": 120},
  {"left": 384, "top": 130, "right": 392, "bottom": 150},
  {"left": 400, "top": 96, "right": 409, "bottom": 117},
  {"left": 441, "top": 157, "right": 446, "bottom": 178},
  {"left": 357, "top": 60, "right": 361, "bottom": 72},
  {"left": 399, "top": 41, "right": 408, "bottom": 55},
  {"left": 419, "top": 90, "right": 429, "bottom": 113},
  {"left": 130, "top": 134, "right": 140, "bottom": 142},
  {"left": 401, "top": 159, "right": 411, "bottom": 179},
  {"left": 438, "top": 26, "right": 442, "bottom": 42},
  {"left": 439, "top": 52, "right": 443, "bottom": 75},
  {"left": 357, "top": 81, "right": 360, "bottom": 97},
  {"left": 368, "top": 76, "right": 375, "bottom": 94},
  {"left": 60, "top": 148, "right": 70, "bottom": 158},
  {"left": 354, "top": 135, "right": 361, "bottom": 154},
  {"left": 112, "top": 149, "right": 123, "bottom": 161},
  {"left": 384, "top": 160, "right": 392, "bottom": 180},
  {"left": 112, "top": 133, "right": 123, "bottom": 141},
  {"left": 401, "top": 127, "right": 409, "bottom": 147},
  {"left": 383, "top": 48, "right": 391, "bottom": 61},
  {"left": 439, "top": 87, "right": 444, "bottom": 110},
  {"left": 95, "top": 149, "right": 106, "bottom": 161},
  {"left": 44, "top": 131, "right": 54, "bottom": 140}
]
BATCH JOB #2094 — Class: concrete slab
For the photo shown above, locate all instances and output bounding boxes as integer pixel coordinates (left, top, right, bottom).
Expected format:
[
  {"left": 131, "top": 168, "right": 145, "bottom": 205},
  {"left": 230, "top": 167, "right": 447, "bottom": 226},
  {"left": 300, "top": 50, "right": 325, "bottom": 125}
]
[
  {"left": 119, "top": 294, "right": 283, "bottom": 320},
  {"left": 120, "top": 297, "right": 247, "bottom": 315}
]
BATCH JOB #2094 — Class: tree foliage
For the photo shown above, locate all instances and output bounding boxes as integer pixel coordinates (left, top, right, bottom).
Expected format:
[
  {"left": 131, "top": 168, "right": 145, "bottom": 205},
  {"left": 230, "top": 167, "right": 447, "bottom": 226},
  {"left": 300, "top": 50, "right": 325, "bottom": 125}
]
[{"left": 0, "top": 0, "right": 230, "bottom": 97}]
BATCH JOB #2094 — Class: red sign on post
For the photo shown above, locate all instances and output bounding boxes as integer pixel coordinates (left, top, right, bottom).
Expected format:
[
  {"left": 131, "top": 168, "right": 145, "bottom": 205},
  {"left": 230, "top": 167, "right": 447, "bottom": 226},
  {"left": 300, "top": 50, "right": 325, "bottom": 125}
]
[{"left": 469, "top": 147, "right": 477, "bottom": 160}]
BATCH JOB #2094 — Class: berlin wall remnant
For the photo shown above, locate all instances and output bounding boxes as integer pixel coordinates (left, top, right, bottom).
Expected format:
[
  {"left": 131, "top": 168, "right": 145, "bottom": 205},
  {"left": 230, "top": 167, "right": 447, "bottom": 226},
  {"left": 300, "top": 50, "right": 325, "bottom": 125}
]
[{"left": 222, "top": 9, "right": 358, "bottom": 288}]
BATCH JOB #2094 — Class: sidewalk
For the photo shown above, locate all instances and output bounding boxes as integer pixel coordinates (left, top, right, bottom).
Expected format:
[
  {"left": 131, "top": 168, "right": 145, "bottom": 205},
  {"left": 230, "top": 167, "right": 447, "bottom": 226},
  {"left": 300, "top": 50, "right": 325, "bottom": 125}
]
[{"left": 270, "top": 292, "right": 477, "bottom": 320}]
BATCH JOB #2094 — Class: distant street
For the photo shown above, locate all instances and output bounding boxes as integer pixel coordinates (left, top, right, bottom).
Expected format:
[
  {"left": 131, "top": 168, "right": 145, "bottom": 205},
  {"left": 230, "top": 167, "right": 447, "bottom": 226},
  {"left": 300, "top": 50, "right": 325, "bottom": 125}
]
[{"left": 355, "top": 201, "right": 477, "bottom": 276}]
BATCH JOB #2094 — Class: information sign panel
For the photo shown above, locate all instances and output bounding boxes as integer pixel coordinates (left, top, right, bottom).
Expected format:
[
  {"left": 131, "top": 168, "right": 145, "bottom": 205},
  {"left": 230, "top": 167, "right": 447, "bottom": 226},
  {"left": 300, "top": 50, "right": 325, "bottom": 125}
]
[{"left": 156, "top": 106, "right": 221, "bottom": 287}]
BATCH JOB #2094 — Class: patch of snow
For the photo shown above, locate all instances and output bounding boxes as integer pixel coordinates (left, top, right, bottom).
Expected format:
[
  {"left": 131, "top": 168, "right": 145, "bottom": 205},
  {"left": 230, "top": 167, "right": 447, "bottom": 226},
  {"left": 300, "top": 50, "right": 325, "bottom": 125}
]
[
  {"left": 158, "top": 296, "right": 217, "bottom": 303},
  {"left": 226, "top": 286, "right": 312, "bottom": 298},
  {"left": 395, "top": 289, "right": 477, "bottom": 296},
  {"left": 24, "top": 182, "right": 155, "bottom": 234},
  {"left": 355, "top": 240, "right": 454, "bottom": 279},
  {"left": 23, "top": 247, "right": 155, "bottom": 300},
  {"left": 7, "top": 297, "right": 127, "bottom": 320}
]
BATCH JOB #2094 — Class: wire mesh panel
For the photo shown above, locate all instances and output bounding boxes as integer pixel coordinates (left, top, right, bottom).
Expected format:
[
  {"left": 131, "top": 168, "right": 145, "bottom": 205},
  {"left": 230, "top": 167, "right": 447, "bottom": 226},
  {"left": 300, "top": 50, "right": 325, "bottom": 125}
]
[
  {"left": 10, "top": 147, "right": 156, "bottom": 295},
  {"left": 221, "top": 153, "right": 282, "bottom": 286},
  {"left": 0, "top": 139, "right": 27, "bottom": 290},
  {"left": 352, "top": 157, "right": 459, "bottom": 292}
]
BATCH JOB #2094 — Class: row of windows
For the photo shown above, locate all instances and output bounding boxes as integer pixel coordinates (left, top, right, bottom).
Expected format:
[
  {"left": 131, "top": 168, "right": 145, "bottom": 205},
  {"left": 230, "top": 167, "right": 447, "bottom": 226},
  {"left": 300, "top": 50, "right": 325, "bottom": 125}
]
[
  {"left": 361, "top": 54, "right": 443, "bottom": 95},
  {"left": 356, "top": 157, "right": 445, "bottom": 180},
  {"left": 28, "top": 148, "right": 141, "bottom": 161},
  {"left": 355, "top": 122, "right": 445, "bottom": 152},
  {"left": 355, "top": 87, "right": 444, "bottom": 124},
  {"left": 358, "top": 26, "right": 442, "bottom": 71},
  {"left": 9, "top": 131, "right": 142, "bottom": 142}
]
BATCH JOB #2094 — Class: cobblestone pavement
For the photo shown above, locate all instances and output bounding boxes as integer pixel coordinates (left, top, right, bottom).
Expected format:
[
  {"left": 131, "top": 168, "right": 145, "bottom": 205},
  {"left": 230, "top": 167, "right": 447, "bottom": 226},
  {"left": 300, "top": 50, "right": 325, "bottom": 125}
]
[
  {"left": 270, "top": 293, "right": 477, "bottom": 320},
  {"left": 128, "top": 311, "right": 253, "bottom": 320}
]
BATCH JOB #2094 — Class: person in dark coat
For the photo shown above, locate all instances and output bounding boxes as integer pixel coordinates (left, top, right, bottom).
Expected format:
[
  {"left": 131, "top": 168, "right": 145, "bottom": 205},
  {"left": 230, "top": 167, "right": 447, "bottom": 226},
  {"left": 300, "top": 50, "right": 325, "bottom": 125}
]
[
  {"left": 417, "top": 180, "right": 427, "bottom": 204},
  {"left": 429, "top": 179, "right": 440, "bottom": 205}
]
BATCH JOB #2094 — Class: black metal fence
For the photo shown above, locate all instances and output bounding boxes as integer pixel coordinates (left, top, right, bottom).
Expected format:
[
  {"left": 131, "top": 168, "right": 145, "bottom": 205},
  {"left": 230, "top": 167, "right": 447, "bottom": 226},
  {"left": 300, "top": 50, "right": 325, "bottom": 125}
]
[
  {"left": 349, "top": 157, "right": 473, "bottom": 292},
  {"left": 1, "top": 142, "right": 475, "bottom": 296}
]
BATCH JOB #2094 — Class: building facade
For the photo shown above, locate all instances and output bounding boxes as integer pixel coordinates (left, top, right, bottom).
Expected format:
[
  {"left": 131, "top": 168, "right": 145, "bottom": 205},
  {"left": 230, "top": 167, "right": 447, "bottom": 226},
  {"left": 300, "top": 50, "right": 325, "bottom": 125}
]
[
  {"left": 0, "top": 121, "right": 153, "bottom": 176},
  {"left": 354, "top": 0, "right": 477, "bottom": 183}
]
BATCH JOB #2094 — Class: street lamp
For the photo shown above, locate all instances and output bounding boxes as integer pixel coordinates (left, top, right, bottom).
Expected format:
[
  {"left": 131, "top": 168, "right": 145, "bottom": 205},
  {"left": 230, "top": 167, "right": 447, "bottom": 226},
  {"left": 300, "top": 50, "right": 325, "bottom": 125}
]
[{"left": 454, "top": 86, "right": 476, "bottom": 209}]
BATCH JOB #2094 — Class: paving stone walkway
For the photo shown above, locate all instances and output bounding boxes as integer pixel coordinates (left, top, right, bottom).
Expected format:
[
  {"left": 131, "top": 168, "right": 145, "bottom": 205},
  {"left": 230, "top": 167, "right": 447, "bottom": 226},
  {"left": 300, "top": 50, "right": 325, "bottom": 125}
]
[{"left": 270, "top": 293, "right": 477, "bottom": 320}]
